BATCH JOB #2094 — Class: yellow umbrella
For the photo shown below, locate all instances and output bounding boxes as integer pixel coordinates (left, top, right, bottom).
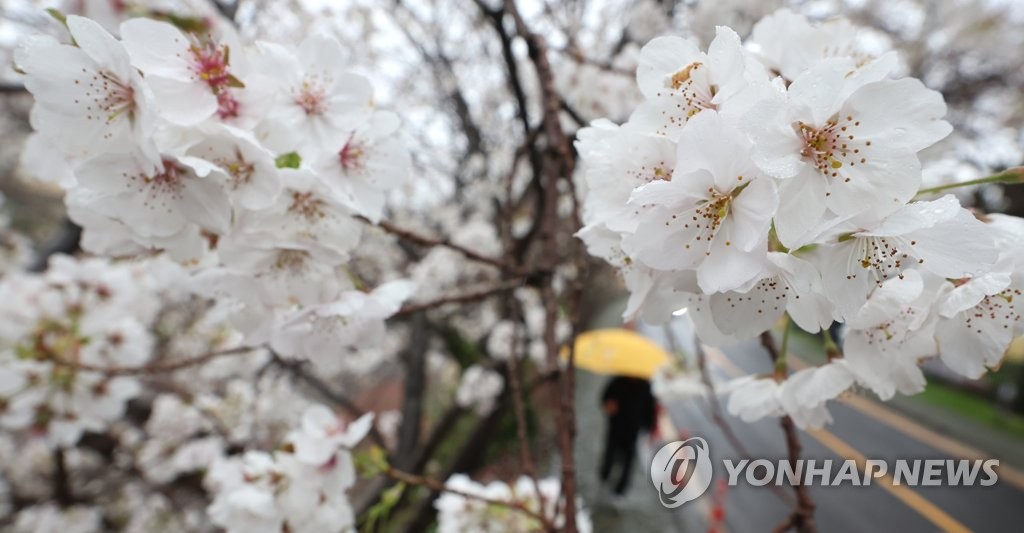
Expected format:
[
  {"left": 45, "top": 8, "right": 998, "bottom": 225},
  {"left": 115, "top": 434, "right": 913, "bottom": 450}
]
[{"left": 562, "top": 328, "right": 671, "bottom": 379}]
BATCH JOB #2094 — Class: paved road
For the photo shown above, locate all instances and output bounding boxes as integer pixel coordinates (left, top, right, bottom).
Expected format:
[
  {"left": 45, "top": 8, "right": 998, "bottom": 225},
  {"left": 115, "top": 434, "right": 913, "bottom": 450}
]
[
  {"left": 640, "top": 318, "right": 1024, "bottom": 533},
  {"left": 575, "top": 369, "right": 694, "bottom": 532}
]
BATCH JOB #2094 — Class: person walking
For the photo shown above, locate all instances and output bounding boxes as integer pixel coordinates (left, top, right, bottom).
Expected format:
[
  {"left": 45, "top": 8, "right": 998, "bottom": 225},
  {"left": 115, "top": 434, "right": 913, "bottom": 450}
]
[{"left": 599, "top": 375, "right": 657, "bottom": 498}]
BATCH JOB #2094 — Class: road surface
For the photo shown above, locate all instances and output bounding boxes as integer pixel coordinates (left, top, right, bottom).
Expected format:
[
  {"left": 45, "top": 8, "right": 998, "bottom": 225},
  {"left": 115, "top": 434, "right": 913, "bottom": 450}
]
[{"left": 633, "top": 319, "right": 1024, "bottom": 533}]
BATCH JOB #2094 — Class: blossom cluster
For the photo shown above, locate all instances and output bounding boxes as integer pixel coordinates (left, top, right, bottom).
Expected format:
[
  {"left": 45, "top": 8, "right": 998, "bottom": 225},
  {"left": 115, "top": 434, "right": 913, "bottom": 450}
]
[
  {"left": 16, "top": 13, "right": 415, "bottom": 367},
  {"left": 204, "top": 405, "right": 372, "bottom": 533},
  {"left": 0, "top": 255, "right": 169, "bottom": 446},
  {"left": 577, "top": 9, "right": 1024, "bottom": 426},
  {"left": 454, "top": 364, "right": 504, "bottom": 415},
  {"left": 11, "top": 10, "right": 417, "bottom": 530}
]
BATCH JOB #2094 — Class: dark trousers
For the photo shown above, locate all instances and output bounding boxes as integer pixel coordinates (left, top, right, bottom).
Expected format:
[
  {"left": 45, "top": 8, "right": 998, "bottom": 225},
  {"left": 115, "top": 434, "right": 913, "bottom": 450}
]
[{"left": 600, "top": 432, "right": 638, "bottom": 495}]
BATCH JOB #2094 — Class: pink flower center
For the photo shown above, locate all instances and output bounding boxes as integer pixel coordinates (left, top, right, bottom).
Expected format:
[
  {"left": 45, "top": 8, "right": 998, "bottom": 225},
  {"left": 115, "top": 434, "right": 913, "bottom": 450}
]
[
  {"left": 274, "top": 250, "right": 311, "bottom": 272},
  {"left": 128, "top": 160, "right": 187, "bottom": 209},
  {"left": 146, "top": 160, "right": 185, "bottom": 190},
  {"left": 74, "top": 70, "right": 136, "bottom": 129},
  {"left": 295, "top": 80, "right": 328, "bottom": 116},
  {"left": 289, "top": 191, "right": 326, "bottom": 220},
  {"left": 190, "top": 42, "right": 232, "bottom": 91},
  {"left": 339, "top": 135, "right": 365, "bottom": 172},
  {"left": 665, "top": 62, "right": 717, "bottom": 114},
  {"left": 219, "top": 149, "right": 255, "bottom": 188},
  {"left": 318, "top": 453, "right": 339, "bottom": 473},
  {"left": 798, "top": 120, "right": 843, "bottom": 176},
  {"left": 796, "top": 114, "right": 870, "bottom": 188}
]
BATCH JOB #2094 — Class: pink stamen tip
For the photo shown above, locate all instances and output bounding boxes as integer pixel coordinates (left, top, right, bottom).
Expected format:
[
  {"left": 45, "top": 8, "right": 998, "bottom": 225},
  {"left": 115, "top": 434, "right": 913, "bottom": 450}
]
[{"left": 217, "top": 90, "right": 240, "bottom": 119}]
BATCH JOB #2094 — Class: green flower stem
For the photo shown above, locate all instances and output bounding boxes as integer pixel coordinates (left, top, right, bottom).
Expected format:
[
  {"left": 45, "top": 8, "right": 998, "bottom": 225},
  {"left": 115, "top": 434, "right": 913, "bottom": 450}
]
[
  {"left": 775, "top": 314, "right": 791, "bottom": 377},
  {"left": 915, "top": 166, "right": 1024, "bottom": 197}
]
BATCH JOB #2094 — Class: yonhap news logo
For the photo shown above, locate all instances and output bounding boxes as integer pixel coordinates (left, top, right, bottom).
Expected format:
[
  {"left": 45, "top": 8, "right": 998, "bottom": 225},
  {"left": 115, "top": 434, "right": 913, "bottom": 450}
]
[
  {"left": 650, "top": 437, "right": 1001, "bottom": 508},
  {"left": 650, "top": 437, "right": 714, "bottom": 508}
]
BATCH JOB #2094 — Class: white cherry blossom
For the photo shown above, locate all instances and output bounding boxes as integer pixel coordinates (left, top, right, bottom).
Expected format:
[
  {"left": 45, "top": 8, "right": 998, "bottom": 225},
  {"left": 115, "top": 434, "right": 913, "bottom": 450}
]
[
  {"left": 748, "top": 9, "right": 897, "bottom": 83},
  {"left": 841, "top": 270, "right": 939, "bottom": 400},
  {"left": 726, "top": 359, "right": 857, "bottom": 429},
  {"left": 287, "top": 405, "right": 372, "bottom": 466},
  {"left": 623, "top": 110, "right": 778, "bottom": 293},
  {"left": 252, "top": 35, "right": 374, "bottom": 154},
  {"left": 173, "top": 124, "right": 282, "bottom": 210},
  {"left": 708, "top": 252, "right": 833, "bottom": 340},
  {"left": 575, "top": 119, "right": 677, "bottom": 238},
  {"left": 934, "top": 214, "right": 1024, "bottom": 378},
  {"left": 436, "top": 475, "right": 592, "bottom": 533},
  {"left": 818, "top": 195, "right": 997, "bottom": 320},
  {"left": 631, "top": 26, "right": 771, "bottom": 139},
  {"left": 747, "top": 61, "right": 952, "bottom": 246},
  {"left": 270, "top": 279, "right": 416, "bottom": 362},
  {"left": 308, "top": 111, "right": 412, "bottom": 223},
  {"left": 120, "top": 17, "right": 245, "bottom": 125},
  {"left": 15, "top": 15, "right": 159, "bottom": 167},
  {"left": 75, "top": 153, "right": 231, "bottom": 240},
  {"left": 455, "top": 365, "right": 505, "bottom": 415}
]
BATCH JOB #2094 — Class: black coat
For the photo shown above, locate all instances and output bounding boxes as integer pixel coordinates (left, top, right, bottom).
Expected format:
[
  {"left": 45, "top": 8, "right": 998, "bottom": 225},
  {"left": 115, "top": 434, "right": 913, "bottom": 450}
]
[{"left": 601, "top": 376, "right": 656, "bottom": 446}]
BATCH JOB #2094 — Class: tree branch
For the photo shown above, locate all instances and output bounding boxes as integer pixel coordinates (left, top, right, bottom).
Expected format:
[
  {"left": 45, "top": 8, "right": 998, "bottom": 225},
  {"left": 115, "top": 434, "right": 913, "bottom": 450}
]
[
  {"left": 395, "top": 279, "right": 525, "bottom": 316},
  {"left": 395, "top": 313, "right": 429, "bottom": 470},
  {"left": 761, "top": 331, "right": 817, "bottom": 533},
  {"left": 363, "top": 216, "right": 524, "bottom": 275},
  {"left": 271, "top": 354, "right": 388, "bottom": 449},
  {"left": 688, "top": 337, "right": 796, "bottom": 507},
  {"left": 53, "top": 345, "right": 256, "bottom": 376},
  {"left": 503, "top": 1, "right": 581, "bottom": 529}
]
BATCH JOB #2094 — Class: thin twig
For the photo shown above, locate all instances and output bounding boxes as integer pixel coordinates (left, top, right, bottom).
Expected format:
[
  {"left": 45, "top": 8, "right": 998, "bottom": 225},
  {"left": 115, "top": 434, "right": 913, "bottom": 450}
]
[
  {"left": 383, "top": 464, "right": 557, "bottom": 530},
  {"left": 271, "top": 354, "right": 388, "bottom": 449},
  {"left": 688, "top": 336, "right": 795, "bottom": 506},
  {"left": 53, "top": 345, "right": 257, "bottom": 376},
  {"left": 473, "top": 0, "right": 531, "bottom": 134},
  {"left": 395, "top": 279, "right": 525, "bottom": 316},
  {"left": 53, "top": 448, "right": 73, "bottom": 507},
  {"left": 502, "top": 2, "right": 581, "bottom": 529},
  {"left": 761, "top": 330, "right": 818, "bottom": 533},
  {"left": 362, "top": 216, "right": 524, "bottom": 275},
  {"left": 506, "top": 301, "right": 543, "bottom": 495},
  {"left": 692, "top": 342, "right": 757, "bottom": 465}
]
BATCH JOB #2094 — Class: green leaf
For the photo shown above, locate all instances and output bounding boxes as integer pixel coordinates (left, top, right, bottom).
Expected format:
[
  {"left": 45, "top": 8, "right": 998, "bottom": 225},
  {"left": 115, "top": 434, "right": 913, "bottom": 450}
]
[{"left": 275, "top": 152, "right": 302, "bottom": 169}]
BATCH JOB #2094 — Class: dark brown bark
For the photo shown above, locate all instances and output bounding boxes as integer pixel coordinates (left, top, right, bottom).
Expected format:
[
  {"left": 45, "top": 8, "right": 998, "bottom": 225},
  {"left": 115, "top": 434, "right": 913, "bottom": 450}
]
[{"left": 761, "top": 331, "right": 818, "bottom": 533}]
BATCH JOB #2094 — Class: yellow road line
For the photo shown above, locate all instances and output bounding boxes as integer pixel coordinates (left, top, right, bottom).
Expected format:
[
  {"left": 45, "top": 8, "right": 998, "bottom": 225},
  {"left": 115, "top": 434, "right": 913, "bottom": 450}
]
[
  {"left": 787, "top": 353, "right": 1024, "bottom": 492},
  {"left": 702, "top": 344, "right": 978, "bottom": 532},
  {"left": 657, "top": 401, "right": 724, "bottom": 532},
  {"left": 707, "top": 344, "right": 1024, "bottom": 491},
  {"left": 809, "top": 428, "right": 972, "bottom": 533}
]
